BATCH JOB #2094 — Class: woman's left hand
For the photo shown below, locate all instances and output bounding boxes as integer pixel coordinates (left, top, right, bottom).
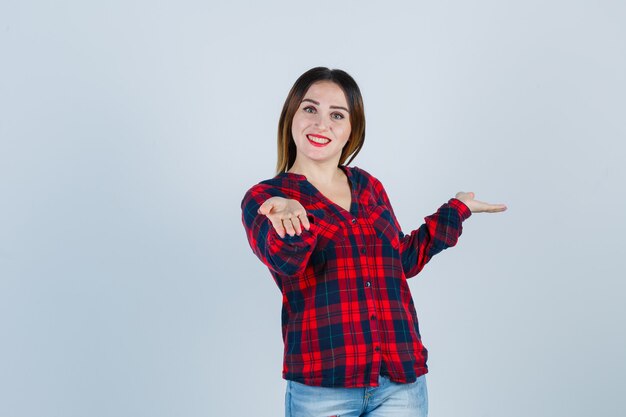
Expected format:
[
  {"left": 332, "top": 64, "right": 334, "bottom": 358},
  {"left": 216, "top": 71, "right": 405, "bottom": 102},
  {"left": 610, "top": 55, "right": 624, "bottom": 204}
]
[{"left": 455, "top": 192, "right": 507, "bottom": 213}]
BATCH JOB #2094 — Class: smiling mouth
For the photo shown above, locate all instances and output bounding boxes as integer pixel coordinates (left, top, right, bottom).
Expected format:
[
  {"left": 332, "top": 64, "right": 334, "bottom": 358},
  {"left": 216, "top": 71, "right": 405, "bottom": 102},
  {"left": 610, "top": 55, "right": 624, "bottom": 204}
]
[{"left": 307, "top": 135, "right": 331, "bottom": 146}]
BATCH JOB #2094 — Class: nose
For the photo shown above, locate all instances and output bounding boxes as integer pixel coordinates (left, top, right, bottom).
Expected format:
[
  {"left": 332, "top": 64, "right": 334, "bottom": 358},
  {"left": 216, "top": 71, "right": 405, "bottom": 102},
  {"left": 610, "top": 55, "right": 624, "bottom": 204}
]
[{"left": 314, "top": 113, "right": 329, "bottom": 131}]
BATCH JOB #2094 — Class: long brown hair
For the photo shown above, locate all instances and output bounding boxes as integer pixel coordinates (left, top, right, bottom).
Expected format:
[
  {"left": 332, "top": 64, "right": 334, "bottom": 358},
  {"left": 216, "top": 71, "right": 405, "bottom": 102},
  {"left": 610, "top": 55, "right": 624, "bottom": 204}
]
[{"left": 276, "top": 67, "right": 366, "bottom": 174}]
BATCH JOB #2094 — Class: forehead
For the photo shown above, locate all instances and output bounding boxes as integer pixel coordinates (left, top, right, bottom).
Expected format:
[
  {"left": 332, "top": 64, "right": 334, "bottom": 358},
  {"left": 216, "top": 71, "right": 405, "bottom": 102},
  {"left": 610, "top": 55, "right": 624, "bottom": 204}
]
[{"left": 303, "top": 81, "right": 348, "bottom": 106}]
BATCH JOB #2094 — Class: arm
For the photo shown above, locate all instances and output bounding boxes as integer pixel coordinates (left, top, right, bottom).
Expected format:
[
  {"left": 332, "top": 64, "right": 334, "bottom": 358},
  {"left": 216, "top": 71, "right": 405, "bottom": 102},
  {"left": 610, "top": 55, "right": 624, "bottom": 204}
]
[
  {"left": 241, "top": 187, "right": 319, "bottom": 278},
  {"left": 374, "top": 180, "right": 472, "bottom": 278}
]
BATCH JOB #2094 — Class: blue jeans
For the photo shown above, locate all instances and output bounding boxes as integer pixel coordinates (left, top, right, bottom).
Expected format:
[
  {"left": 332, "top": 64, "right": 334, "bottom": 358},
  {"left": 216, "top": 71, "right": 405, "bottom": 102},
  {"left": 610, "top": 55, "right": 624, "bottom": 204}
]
[{"left": 285, "top": 374, "right": 428, "bottom": 417}]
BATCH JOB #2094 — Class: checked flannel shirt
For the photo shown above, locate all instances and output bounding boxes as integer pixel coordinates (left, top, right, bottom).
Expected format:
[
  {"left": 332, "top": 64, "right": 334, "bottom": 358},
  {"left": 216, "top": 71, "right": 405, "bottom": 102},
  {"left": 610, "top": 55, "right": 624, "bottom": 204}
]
[{"left": 241, "top": 165, "right": 472, "bottom": 388}]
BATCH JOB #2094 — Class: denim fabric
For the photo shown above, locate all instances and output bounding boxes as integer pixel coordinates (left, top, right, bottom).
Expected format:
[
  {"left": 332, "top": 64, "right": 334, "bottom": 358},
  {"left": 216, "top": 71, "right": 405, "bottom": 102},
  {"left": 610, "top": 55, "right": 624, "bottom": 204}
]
[{"left": 285, "top": 374, "right": 428, "bottom": 417}]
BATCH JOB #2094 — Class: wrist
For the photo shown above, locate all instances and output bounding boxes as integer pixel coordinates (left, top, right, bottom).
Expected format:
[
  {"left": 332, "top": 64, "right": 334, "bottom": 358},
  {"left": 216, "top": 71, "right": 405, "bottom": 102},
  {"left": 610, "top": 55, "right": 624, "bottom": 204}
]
[{"left": 448, "top": 198, "right": 472, "bottom": 220}]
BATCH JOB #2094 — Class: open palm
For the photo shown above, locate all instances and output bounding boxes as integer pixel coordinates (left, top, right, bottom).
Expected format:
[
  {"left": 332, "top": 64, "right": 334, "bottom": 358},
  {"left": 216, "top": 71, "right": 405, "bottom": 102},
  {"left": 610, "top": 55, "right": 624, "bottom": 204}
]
[{"left": 455, "top": 192, "right": 507, "bottom": 213}]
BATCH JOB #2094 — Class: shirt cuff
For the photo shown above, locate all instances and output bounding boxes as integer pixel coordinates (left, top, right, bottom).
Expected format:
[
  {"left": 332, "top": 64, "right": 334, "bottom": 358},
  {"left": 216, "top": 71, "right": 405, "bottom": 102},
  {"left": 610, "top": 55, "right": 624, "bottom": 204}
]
[{"left": 448, "top": 198, "right": 472, "bottom": 221}]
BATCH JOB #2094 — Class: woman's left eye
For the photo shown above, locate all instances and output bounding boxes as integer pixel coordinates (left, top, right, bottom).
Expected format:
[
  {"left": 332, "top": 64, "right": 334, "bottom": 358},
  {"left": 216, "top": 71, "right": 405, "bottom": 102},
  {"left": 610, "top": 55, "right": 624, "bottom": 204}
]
[{"left": 332, "top": 113, "right": 345, "bottom": 120}]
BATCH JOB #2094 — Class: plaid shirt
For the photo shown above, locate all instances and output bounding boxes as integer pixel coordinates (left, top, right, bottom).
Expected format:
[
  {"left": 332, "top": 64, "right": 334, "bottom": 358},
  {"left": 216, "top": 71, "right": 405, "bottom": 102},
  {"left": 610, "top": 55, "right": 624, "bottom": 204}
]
[{"left": 241, "top": 165, "right": 472, "bottom": 388}]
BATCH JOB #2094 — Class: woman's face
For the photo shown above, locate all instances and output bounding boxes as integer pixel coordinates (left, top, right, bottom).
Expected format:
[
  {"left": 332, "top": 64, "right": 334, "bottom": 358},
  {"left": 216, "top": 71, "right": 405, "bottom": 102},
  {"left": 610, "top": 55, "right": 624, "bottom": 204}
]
[{"left": 291, "top": 81, "right": 351, "bottom": 166}]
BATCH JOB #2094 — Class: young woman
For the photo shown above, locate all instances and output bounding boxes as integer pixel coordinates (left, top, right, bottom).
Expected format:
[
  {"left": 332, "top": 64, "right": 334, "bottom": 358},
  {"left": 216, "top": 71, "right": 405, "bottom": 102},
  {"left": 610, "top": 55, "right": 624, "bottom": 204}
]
[{"left": 241, "top": 67, "right": 507, "bottom": 417}]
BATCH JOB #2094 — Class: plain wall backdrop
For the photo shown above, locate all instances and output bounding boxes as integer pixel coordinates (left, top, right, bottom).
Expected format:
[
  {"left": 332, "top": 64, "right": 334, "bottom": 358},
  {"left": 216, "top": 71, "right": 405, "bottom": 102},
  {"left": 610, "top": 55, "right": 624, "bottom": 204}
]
[{"left": 1, "top": 1, "right": 625, "bottom": 416}]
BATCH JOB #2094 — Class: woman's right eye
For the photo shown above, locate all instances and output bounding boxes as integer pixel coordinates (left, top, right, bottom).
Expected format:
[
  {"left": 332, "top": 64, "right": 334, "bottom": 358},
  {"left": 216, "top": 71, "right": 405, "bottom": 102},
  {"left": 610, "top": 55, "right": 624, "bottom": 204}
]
[{"left": 303, "top": 106, "right": 315, "bottom": 113}]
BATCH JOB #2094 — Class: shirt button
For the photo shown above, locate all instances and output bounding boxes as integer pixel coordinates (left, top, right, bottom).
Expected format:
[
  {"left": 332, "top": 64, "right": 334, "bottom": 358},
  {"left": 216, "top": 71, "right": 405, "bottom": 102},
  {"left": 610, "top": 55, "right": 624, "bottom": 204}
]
[
  {"left": 375, "top": 346, "right": 381, "bottom": 352},
  {"left": 365, "top": 281, "right": 371, "bottom": 287},
  {"left": 371, "top": 315, "right": 376, "bottom": 320},
  {"left": 351, "top": 218, "right": 357, "bottom": 224},
  {"left": 360, "top": 247, "right": 366, "bottom": 255}
]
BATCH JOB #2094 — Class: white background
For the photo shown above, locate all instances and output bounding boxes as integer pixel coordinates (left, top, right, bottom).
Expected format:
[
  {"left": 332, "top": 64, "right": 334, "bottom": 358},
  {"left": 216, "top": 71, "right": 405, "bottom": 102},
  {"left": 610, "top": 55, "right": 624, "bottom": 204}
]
[{"left": 1, "top": 1, "right": 625, "bottom": 416}]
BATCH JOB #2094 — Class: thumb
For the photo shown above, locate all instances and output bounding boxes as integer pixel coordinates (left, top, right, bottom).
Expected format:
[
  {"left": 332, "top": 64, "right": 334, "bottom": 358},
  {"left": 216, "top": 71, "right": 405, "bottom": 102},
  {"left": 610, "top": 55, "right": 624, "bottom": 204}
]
[{"left": 258, "top": 202, "right": 273, "bottom": 215}]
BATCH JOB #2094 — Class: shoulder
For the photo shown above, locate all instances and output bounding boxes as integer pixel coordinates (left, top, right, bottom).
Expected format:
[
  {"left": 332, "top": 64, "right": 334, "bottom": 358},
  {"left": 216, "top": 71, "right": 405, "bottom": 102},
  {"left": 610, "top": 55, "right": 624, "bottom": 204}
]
[
  {"left": 345, "top": 165, "right": 379, "bottom": 185},
  {"left": 246, "top": 177, "right": 287, "bottom": 195},
  {"left": 242, "top": 178, "right": 285, "bottom": 207},
  {"left": 344, "top": 166, "right": 391, "bottom": 207},
  {"left": 241, "top": 174, "right": 308, "bottom": 209},
  {"left": 347, "top": 165, "right": 385, "bottom": 192}
]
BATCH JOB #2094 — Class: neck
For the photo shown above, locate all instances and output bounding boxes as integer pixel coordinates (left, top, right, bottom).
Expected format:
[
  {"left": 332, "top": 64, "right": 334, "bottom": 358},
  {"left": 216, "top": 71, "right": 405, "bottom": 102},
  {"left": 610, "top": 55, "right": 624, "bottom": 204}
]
[{"left": 288, "top": 159, "right": 343, "bottom": 185}]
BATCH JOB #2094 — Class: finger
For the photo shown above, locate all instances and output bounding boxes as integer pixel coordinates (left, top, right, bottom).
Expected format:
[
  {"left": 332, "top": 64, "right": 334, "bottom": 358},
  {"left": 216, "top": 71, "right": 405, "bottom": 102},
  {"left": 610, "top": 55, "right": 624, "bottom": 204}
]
[
  {"left": 456, "top": 191, "right": 474, "bottom": 201},
  {"left": 282, "top": 217, "right": 297, "bottom": 237},
  {"left": 290, "top": 204, "right": 310, "bottom": 231},
  {"left": 479, "top": 201, "right": 506, "bottom": 210},
  {"left": 474, "top": 201, "right": 507, "bottom": 213},
  {"left": 486, "top": 204, "right": 507, "bottom": 213},
  {"left": 268, "top": 216, "right": 286, "bottom": 238},
  {"left": 258, "top": 201, "right": 273, "bottom": 215},
  {"left": 298, "top": 213, "right": 311, "bottom": 231},
  {"left": 291, "top": 216, "right": 303, "bottom": 235}
]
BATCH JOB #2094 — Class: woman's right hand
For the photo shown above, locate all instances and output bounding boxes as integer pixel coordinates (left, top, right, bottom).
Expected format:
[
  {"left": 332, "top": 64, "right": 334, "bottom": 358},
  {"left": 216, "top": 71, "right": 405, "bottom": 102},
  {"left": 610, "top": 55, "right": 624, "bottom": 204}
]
[{"left": 257, "top": 197, "right": 311, "bottom": 238}]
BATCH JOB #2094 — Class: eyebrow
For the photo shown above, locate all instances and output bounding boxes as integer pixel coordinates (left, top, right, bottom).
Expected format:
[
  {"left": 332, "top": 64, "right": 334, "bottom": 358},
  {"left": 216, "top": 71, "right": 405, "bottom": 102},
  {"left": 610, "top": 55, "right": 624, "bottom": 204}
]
[{"left": 301, "top": 98, "right": 349, "bottom": 113}]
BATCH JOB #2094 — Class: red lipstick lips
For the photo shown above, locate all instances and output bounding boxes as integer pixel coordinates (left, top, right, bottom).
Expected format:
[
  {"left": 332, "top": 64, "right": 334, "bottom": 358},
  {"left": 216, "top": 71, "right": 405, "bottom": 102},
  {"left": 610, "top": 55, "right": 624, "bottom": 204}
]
[{"left": 307, "top": 134, "right": 331, "bottom": 147}]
